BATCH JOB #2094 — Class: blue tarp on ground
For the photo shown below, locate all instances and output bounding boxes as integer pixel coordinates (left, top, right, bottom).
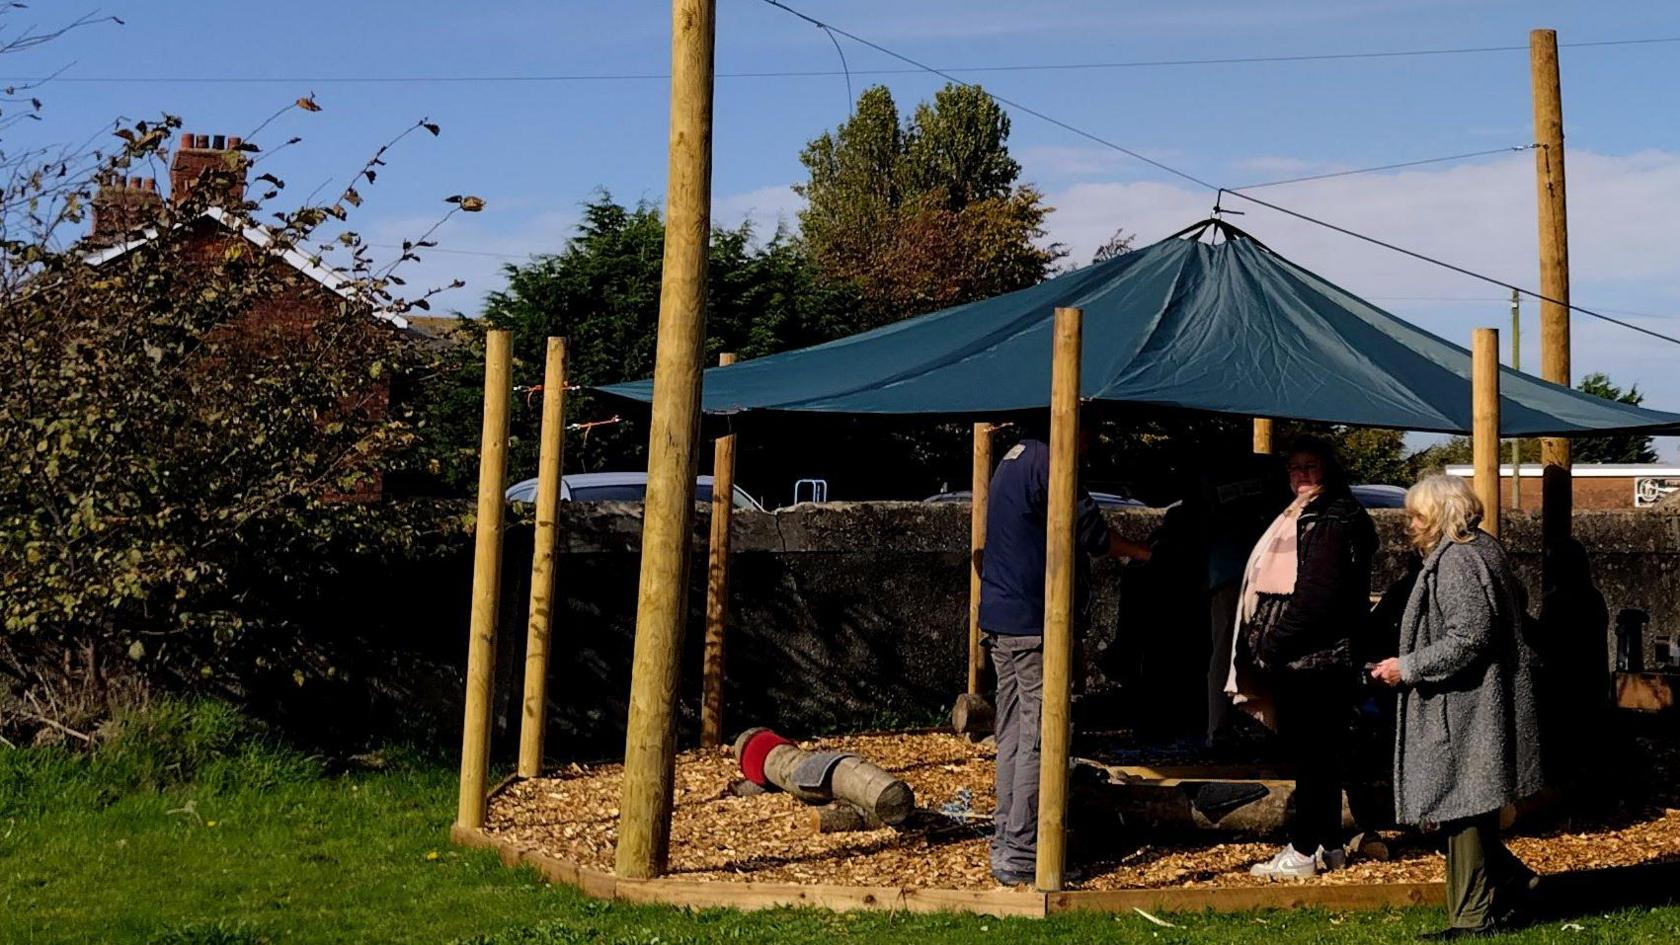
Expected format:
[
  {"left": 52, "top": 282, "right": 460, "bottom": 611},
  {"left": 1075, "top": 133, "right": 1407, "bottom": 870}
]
[{"left": 600, "top": 223, "right": 1680, "bottom": 436}]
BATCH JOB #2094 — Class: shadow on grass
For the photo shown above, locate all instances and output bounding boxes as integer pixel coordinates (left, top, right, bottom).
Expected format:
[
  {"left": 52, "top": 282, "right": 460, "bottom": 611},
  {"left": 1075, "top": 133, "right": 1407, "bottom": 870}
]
[{"left": 1532, "top": 857, "right": 1680, "bottom": 921}]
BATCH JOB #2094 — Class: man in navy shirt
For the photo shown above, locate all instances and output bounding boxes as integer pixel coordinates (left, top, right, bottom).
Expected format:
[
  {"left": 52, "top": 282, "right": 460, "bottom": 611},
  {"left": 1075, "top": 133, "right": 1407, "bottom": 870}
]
[{"left": 980, "top": 426, "right": 1150, "bottom": 886}]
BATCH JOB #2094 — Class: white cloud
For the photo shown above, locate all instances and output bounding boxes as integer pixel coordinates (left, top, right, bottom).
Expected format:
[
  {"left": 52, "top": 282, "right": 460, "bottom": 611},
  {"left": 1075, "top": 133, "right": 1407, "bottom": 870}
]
[
  {"left": 1230, "top": 155, "right": 1331, "bottom": 177},
  {"left": 713, "top": 184, "right": 804, "bottom": 241},
  {"left": 1017, "top": 145, "right": 1143, "bottom": 178}
]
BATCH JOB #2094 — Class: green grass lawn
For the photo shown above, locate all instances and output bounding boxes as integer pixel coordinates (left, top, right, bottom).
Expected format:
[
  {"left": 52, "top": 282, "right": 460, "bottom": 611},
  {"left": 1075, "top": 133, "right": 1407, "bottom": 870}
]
[{"left": 5, "top": 702, "right": 1680, "bottom": 944}]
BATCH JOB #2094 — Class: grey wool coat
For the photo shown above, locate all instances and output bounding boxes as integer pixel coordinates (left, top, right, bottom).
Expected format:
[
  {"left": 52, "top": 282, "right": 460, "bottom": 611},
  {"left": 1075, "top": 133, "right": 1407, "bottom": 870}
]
[{"left": 1394, "top": 530, "right": 1544, "bottom": 826}]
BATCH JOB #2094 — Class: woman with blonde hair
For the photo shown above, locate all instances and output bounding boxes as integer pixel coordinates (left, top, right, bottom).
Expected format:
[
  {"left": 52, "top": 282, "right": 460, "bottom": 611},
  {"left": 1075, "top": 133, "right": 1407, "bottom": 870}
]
[{"left": 1370, "top": 473, "right": 1543, "bottom": 938}]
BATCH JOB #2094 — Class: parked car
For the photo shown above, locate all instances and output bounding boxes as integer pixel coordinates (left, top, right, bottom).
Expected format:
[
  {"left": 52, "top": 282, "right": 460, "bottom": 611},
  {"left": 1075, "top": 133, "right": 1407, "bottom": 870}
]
[
  {"left": 1350, "top": 483, "right": 1408, "bottom": 509},
  {"left": 923, "top": 489, "right": 1147, "bottom": 509},
  {"left": 505, "top": 472, "right": 764, "bottom": 511}
]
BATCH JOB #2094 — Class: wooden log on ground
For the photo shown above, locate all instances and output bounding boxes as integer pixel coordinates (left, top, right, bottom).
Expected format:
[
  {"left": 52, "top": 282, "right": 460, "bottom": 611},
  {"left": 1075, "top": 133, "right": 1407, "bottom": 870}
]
[
  {"left": 807, "top": 802, "right": 886, "bottom": 834},
  {"left": 1348, "top": 830, "right": 1419, "bottom": 862},
  {"left": 951, "top": 693, "right": 994, "bottom": 737},
  {"left": 733, "top": 728, "right": 916, "bottom": 825},
  {"left": 1070, "top": 775, "right": 1356, "bottom": 840}
]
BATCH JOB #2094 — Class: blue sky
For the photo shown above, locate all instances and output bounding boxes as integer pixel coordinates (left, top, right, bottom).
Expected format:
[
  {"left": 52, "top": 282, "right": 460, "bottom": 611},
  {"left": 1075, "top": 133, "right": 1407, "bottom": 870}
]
[{"left": 8, "top": 1, "right": 1680, "bottom": 456}]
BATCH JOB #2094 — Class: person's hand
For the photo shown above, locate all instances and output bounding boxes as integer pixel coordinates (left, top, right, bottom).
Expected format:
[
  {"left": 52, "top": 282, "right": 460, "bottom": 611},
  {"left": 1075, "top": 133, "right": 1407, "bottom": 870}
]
[{"left": 1370, "top": 657, "right": 1403, "bottom": 688}]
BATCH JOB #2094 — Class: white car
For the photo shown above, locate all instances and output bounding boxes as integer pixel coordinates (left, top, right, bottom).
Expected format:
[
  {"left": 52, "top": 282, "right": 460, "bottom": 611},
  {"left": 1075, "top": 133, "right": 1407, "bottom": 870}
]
[
  {"left": 505, "top": 471, "right": 764, "bottom": 511},
  {"left": 924, "top": 489, "right": 1146, "bottom": 509}
]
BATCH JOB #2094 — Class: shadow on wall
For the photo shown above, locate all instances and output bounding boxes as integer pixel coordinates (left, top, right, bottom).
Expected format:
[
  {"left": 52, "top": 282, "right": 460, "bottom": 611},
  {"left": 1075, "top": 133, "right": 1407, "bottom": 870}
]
[{"left": 250, "top": 502, "right": 1677, "bottom": 762}]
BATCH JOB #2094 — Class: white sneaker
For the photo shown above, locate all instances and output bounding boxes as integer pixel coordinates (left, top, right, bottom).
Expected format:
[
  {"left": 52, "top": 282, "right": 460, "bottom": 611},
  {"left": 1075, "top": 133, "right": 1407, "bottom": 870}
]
[
  {"left": 1317, "top": 845, "right": 1347, "bottom": 872},
  {"left": 1249, "top": 844, "right": 1320, "bottom": 879}
]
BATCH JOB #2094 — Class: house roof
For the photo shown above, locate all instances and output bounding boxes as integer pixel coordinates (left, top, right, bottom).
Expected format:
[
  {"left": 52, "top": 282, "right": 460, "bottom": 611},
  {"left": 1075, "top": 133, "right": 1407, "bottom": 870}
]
[{"left": 83, "top": 207, "right": 409, "bottom": 330}]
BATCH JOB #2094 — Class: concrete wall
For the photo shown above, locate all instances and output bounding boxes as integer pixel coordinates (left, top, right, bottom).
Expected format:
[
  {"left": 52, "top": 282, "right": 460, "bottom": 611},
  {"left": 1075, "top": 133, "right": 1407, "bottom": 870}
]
[{"left": 477, "top": 502, "right": 1678, "bottom": 756}]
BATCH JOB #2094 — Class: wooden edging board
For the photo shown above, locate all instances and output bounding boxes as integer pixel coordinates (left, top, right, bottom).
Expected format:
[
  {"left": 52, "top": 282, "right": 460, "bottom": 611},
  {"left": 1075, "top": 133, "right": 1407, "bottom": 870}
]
[{"left": 450, "top": 821, "right": 1448, "bottom": 918}]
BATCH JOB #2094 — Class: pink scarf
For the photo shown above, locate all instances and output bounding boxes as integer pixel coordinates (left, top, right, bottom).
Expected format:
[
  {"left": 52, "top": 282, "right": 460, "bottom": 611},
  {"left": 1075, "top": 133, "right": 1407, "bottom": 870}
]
[{"left": 1224, "top": 491, "right": 1315, "bottom": 729}]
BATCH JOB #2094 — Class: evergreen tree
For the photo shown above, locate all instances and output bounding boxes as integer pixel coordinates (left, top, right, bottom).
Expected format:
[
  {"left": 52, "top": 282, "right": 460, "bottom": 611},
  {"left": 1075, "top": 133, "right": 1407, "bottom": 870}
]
[{"left": 796, "top": 84, "right": 1063, "bottom": 327}]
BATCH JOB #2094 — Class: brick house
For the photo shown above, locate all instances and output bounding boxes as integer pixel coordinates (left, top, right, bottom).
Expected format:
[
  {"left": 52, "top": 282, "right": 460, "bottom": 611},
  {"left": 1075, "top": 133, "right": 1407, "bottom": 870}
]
[
  {"left": 84, "top": 132, "right": 409, "bottom": 501},
  {"left": 1445, "top": 463, "right": 1680, "bottom": 510}
]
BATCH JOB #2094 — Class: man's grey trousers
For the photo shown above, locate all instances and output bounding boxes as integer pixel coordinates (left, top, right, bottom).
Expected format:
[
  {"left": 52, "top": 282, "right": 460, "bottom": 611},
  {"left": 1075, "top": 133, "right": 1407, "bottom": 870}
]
[{"left": 988, "top": 632, "right": 1044, "bottom": 877}]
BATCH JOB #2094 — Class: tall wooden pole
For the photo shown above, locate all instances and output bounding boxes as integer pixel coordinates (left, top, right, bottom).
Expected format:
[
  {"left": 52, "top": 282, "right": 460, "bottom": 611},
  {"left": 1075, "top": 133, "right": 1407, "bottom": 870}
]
[
  {"left": 1510, "top": 290, "right": 1522, "bottom": 510},
  {"left": 1252, "top": 418, "right": 1273, "bottom": 454},
  {"left": 966, "top": 422, "right": 992, "bottom": 695},
  {"left": 616, "top": 0, "right": 715, "bottom": 881},
  {"left": 1035, "top": 306, "right": 1082, "bottom": 892},
  {"left": 517, "top": 337, "right": 567, "bottom": 778},
  {"left": 1531, "top": 28, "right": 1572, "bottom": 545},
  {"left": 699, "top": 352, "right": 737, "bottom": 749},
  {"left": 456, "top": 329, "right": 512, "bottom": 829},
  {"left": 1473, "top": 328, "right": 1502, "bottom": 538}
]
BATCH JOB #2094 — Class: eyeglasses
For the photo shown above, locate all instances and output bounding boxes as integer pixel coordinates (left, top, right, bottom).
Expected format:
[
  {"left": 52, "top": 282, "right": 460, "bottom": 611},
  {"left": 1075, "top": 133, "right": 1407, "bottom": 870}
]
[{"left": 1286, "top": 463, "right": 1323, "bottom": 475}]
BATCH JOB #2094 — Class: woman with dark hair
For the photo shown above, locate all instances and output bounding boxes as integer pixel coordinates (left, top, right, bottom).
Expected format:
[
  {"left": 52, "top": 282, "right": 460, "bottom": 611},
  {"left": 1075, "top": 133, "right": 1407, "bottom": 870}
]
[{"left": 1228, "top": 436, "right": 1378, "bottom": 879}]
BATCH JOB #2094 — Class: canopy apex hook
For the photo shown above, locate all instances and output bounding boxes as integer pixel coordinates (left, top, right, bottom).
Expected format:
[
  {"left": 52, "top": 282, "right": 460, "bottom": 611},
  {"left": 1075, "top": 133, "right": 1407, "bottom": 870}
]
[{"left": 1210, "top": 188, "right": 1245, "bottom": 220}]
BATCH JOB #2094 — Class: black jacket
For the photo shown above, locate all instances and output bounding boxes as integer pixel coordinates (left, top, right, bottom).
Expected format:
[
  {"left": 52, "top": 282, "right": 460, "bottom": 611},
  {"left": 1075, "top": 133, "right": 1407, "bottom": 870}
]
[{"left": 1255, "top": 487, "right": 1378, "bottom": 674}]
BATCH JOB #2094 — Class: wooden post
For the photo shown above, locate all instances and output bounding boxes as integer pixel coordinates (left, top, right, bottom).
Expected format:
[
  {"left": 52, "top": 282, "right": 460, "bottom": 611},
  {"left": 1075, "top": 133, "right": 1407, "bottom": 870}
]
[
  {"left": 1473, "top": 328, "right": 1502, "bottom": 538},
  {"left": 967, "top": 422, "right": 992, "bottom": 695},
  {"left": 1531, "top": 28, "right": 1572, "bottom": 544},
  {"left": 1035, "top": 306, "right": 1082, "bottom": 892},
  {"left": 517, "top": 338, "right": 567, "bottom": 778},
  {"left": 1510, "top": 289, "right": 1522, "bottom": 510},
  {"left": 1252, "top": 418, "right": 1273, "bottom": 454},
  {"left": 616, "top": 0, "right": 715, "bottom": 881},
  {"left": 456, "top": 329, "right": 512, "bottom": 829},
  {"left": 699, "top": 352, "right": 737, "bottom": 749}
]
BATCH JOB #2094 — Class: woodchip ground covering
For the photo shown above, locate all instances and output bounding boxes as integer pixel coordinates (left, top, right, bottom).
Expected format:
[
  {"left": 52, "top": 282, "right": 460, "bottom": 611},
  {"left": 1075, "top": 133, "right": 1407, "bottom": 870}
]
[{"left": 484, "top": 732, "right": 1680, "bottom": 891}]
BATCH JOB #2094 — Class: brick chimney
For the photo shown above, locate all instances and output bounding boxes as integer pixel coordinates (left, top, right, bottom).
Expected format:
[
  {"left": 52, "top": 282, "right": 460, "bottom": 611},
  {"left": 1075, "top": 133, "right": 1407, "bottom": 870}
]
[
  {"left": 169, "top": 131, "right": 246, "bottom": 207},
  {"left": 90, "top": 175, "right": 164, "bottom": 241}
]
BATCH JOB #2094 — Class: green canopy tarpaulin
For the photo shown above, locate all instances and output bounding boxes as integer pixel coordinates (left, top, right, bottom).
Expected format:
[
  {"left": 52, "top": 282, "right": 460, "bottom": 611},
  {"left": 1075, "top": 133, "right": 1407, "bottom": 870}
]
[{"left": 600, "top": 222, "right": 1680, "bottom": 436}]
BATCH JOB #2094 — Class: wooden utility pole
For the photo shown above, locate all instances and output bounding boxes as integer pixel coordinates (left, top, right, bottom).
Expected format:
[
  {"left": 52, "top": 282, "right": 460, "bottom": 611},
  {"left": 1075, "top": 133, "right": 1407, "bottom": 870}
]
[
  {"left": 1252, "top": 418, "right": 1273, "bottom": 454},
  {"left": 1509, "top": 290, "right": 1522, "bottom": 510},
  {"left": 1473, "top": 328, "right": 1502, "bottom": 537},
  {"left": 699, "top": 352, "right": 737, "bottom": 749},
  {"left": 1035, "top": 307, "right": 1082, "bottom": 892},
  {"left": 456, "top": 329, "right": 512, "bottom": 829},
  {"left": 616, "top": 0, "right": 716, "bottom": 880},
  {"left": 517, "top": 338, "right": 567, "bottom": 779},
  {"left": 966, "top": 422, "right": 993, "bottom": 695},
  {"left": 1531, "top": 28, "right": 1572, "bottom": 543}
]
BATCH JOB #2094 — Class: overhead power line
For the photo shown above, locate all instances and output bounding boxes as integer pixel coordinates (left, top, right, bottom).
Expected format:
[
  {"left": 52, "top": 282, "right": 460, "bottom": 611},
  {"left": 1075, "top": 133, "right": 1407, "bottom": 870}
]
[
  {"left": 7, "top": 34, "right": 1679, "bottom": 85},
  {"left": 1223, "top": 189, "right": 1680, "bottom": 346},
  {"left": 1230, "top": 145, "right": 1538, "bottom": 191},
  {"left": 757, "top": 0, "right": 1680, "bottom": 351},
  {"left": 758, "top": 0, "right": 1220, "bottom": 191}
]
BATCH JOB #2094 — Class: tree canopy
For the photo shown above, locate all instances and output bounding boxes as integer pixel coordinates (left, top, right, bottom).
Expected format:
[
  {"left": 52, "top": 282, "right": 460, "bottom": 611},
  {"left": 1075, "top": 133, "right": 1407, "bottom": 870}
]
[
  {"left": 415, "top": 195, "right": 864, "bottom": 496},
  {"left": 796, "top": 84, "right": 1062, "bottom": 327},
  {"left": 1, "top": 113, "right": 468, "bottom": 698}
]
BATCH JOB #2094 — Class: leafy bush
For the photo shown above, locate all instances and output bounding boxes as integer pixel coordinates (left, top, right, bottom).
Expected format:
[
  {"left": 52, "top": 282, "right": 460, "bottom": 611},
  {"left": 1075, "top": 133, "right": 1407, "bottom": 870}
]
[{"left": 0, "top": 109, "right": 473, "bottom": 714}]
